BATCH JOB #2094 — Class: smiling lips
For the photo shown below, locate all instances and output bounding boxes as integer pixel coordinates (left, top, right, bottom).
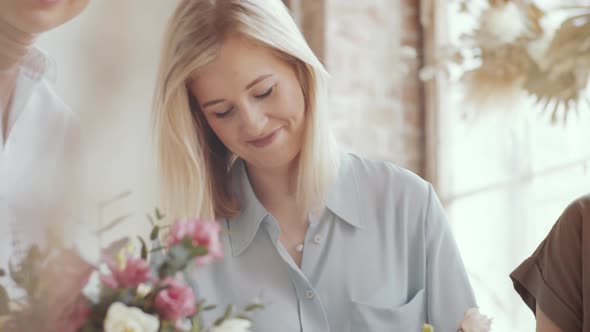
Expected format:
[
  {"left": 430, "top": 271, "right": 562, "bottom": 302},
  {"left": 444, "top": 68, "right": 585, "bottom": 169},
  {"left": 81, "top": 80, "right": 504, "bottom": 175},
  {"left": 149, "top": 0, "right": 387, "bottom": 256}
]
[{"left": 248, "top": 128, "right": 282, "bottom": 148}]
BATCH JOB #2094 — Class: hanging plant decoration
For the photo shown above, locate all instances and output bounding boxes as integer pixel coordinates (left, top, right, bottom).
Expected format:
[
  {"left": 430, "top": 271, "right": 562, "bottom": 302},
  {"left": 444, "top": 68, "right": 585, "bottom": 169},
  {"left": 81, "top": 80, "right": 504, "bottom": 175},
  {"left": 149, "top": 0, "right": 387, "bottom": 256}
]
[
  {"left": 421, "top": 0, "right": 590, "bottom": 123},
  {"left": 523, "top": 8, "right": 590, "bottom": 122}
]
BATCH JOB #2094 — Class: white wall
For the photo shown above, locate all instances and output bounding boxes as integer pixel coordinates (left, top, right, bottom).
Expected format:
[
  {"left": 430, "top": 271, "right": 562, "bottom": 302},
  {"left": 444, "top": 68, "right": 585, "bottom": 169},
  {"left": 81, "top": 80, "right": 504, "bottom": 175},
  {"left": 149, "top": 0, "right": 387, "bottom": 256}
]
[{"left": 37, "top": 1, "right": 179, "bottom": 238}]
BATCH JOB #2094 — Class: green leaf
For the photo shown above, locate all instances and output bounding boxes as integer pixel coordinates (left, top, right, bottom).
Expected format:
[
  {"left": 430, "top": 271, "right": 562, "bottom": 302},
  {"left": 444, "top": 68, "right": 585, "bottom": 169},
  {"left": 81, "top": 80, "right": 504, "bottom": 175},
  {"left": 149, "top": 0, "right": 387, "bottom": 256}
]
[
  {"left": 213, "top": 317, "right": 225, "bottom": 327},
  {"left": 159, "top": 321, "right": 176, "bottom": 332},
  {"left": 181, "top": 236, "right": 194, "bottom": 247},
  {"left": 195, "top": 300, "right": 205, "bottom": 313},
  {"left": 202, "top": 304, "right": 217, "bottom": 311},
  {"left": 190, "top": 315, "right": 201, "bottom": 332},
  {"left": 147, "top": 214, "right": 156, "bottom": 227},
  {"left": 235, "top": 314, "right": 251, "bottom": 321},
  {"left": 138, "top": 236, "right": 148, "bottom": 260},
  {"left": 244, "top": 303, "right": 265, "bottom": 312},
  {"left": 155, "top": 208, "right": 165, "bottom": 221},
  {"left": 96, "top": 214, "right": 132, "bottom": 235},
  {"left": 169, "top": 245, "right": 191, "bottom": 263},
  {"left": 178, "top": 236, "right": 208, "bottom": 258},
  {"left": 158, "top": 239, "right": 207, "bottom": 277},
  {"left": 212, "top": 304, "right": 233, "bottom": 327},
  {"left": 150, "top": 226, "right": 160, "bottom": 241},
  {"left": 190, "top": 246, "right": 208, "bottom": 258},
  {"left": 157, "top": 262, "right": 172, "bottom": 279},
  {"left": 223, "top": 304, "right": 232, "bottom": 320}
]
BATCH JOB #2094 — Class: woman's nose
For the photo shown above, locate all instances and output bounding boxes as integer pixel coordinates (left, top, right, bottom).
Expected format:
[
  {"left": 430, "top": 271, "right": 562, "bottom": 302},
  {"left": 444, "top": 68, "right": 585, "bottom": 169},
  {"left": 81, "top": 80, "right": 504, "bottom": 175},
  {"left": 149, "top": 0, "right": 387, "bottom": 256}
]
[{"left": 240, "top": 104, "right": 268, "bottom": 137}]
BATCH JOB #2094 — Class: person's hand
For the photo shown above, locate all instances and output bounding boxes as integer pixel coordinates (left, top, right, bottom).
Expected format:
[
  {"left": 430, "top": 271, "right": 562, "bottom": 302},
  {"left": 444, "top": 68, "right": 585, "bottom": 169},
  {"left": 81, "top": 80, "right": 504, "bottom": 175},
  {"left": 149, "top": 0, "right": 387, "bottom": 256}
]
[
  {"left": 458, "top": 308, "right": 492, "bottom": 332},
  {"left": 38, "top": 249, "right": 95, "bottom": 332}
]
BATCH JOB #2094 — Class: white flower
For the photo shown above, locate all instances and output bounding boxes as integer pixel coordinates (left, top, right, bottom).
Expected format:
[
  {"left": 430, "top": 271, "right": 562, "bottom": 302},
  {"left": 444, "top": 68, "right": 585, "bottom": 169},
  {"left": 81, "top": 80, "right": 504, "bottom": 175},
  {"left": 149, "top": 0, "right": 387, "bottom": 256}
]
[
  {"left": 480, "top": 2, "right": 527, "bottom": 45},
  {"left": 459, "top": 308, "right": 493, "bottom": 332},
  {"left": 104, "top": 302, "right": 160, "bottom": 332},
  {"left": 211, "top": 318, "right": 252, "bottom": 332}
]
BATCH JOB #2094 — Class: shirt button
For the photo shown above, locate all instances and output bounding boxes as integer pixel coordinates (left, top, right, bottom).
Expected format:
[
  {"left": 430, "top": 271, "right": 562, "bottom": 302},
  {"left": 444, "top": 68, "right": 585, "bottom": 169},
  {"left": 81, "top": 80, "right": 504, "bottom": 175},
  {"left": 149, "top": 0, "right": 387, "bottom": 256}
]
[
  {"left": 304, "top": 289, "right": 315, "bottom": 300},
  {"left": 313, "top": 235, "right": 322, "bottom": 244}
]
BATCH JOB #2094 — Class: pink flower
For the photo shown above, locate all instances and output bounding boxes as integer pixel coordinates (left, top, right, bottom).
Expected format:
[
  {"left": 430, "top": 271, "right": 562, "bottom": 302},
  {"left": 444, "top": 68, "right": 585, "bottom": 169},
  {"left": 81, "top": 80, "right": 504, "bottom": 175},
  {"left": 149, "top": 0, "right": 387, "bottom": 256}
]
[
  {"left": 99, "top": 254, "right": 152, "bottom": 289},
  {"left": 154, "top": 278, "right": 197, "bottom": 321},
  {"left": 167, "top": 219, "right": 224, "bottom": 266}
]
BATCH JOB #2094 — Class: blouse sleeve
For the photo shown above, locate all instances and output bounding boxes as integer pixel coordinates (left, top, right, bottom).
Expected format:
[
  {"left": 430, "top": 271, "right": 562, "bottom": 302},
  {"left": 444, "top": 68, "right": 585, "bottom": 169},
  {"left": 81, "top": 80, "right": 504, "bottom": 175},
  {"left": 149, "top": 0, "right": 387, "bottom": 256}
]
[
  {"left": 425, "top": 184, "right": 478, "bottom": 330},
  {"left": 510, "top": 198, "right": 585, "bottom": 331}
]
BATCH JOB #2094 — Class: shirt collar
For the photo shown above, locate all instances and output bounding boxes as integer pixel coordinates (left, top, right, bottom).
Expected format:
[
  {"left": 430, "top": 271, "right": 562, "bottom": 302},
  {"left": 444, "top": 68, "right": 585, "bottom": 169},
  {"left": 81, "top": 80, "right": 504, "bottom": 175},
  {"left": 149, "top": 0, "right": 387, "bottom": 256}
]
[
  {"left": 227, "top": 160, "right": 269, "bottom": 256},
  {"left": 325, "top": 152, "right": 365, "bottom": 229},
  {"left": 3, "top": 48, "right": 55, "bottom": 139},
  {"left": 227, "top": 153, "right": 364, "bottom": 256},
  {"left": 20, "top": 47, "right": 56, "bottom": 83}
]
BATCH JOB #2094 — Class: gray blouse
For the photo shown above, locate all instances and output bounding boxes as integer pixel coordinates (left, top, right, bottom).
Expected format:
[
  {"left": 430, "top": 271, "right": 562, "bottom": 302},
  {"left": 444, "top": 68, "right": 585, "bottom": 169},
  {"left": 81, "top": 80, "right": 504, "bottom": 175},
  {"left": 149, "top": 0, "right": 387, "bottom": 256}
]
[{"left": 186, "top": 153, "right": 476, "bottom": 331}]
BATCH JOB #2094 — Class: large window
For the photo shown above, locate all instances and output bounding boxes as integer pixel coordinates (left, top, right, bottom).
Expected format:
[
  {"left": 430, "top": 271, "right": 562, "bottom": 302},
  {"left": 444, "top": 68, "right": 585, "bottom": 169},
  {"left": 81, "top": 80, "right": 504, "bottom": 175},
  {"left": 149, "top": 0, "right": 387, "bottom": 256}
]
[{"left": 437, "top": 1, "right": 590, "bottom": 330}]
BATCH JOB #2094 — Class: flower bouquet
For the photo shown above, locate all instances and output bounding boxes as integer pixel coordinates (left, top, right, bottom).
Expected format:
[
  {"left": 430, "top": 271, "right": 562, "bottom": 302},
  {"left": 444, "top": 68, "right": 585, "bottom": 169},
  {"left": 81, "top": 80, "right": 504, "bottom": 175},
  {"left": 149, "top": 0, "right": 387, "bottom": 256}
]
[{"left": 0, "top": 212, "right": 262, "bottom": 332}]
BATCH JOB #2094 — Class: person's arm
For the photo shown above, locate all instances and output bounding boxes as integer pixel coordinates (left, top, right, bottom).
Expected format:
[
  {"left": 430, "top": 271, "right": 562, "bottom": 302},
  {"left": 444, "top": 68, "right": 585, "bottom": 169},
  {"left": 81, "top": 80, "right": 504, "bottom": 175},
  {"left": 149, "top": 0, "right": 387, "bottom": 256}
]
[
  {"left": 536, "top": 304, "right": 563, "bottom": 332},
  {"left": 510, "top": 196, "right": 588, "bottom": 332},
  {"left": 424, "top": 184, "right": 478, "bottom": 330}
]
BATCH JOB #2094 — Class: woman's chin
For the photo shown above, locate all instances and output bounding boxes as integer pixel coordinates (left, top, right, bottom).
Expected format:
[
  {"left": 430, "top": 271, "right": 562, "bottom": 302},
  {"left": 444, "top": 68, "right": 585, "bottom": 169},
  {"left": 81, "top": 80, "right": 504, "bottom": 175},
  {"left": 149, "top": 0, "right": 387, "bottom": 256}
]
[
  {"left": 243, "top": 152, "right": 299, "bottom": 172},
  {"left": 14, "top": 1, "right": 89, "bottom": 34},
  {"left": 18, "top": 13, "right": 69, "bottom": 33}
]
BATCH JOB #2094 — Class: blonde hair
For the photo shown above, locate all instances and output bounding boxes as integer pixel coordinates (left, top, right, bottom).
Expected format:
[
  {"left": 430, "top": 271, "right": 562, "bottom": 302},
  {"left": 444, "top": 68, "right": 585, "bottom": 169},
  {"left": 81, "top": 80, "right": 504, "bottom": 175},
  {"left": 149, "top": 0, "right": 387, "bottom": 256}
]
[{"left": 153, "top": 0, "right": 340, "bottom": 220}]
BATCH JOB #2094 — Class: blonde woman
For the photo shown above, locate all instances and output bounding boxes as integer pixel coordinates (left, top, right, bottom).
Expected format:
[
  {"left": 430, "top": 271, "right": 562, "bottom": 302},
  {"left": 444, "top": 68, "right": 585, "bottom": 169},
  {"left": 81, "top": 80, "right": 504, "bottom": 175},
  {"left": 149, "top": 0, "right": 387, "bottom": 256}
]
[{"left": 153, "top": 0, "right": 477, "bottom": 330}]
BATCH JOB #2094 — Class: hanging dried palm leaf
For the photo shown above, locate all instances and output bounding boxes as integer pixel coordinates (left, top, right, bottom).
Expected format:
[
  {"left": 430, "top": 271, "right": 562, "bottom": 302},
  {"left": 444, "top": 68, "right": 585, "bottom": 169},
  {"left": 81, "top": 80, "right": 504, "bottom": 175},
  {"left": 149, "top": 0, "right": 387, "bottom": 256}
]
[
  {"left": 523, "top": 10, "right": 590, "bottom": 120},
  {"left": 457, "top": 0, "right": 543, "bottom": 107},
  {"left": 462, "top": 44, "right": 535, "bottom": 107}
]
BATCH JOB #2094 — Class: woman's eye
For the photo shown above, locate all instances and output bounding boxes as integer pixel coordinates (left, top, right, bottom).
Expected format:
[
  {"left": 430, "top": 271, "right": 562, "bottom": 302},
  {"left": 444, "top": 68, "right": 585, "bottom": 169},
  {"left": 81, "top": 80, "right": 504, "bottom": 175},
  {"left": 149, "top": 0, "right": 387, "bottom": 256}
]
[
  {"left": 255, "top": 86, "right": 274, "bottom": 99},
  {"left": 214, "top": 107, "right": 233, "bottom": 118}
]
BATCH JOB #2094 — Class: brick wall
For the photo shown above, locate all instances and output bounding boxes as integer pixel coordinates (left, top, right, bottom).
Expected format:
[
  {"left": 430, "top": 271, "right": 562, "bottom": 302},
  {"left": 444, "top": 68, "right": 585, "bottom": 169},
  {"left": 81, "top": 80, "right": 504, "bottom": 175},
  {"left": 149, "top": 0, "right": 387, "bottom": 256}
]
[{"left": 294, "top": 0, "right": 425, "bottom": 175}]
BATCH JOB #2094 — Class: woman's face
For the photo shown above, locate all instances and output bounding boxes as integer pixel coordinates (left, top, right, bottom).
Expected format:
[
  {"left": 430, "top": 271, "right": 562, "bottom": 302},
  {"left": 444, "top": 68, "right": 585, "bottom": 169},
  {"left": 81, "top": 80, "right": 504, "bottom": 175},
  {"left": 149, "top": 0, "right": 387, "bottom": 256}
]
[
  {"left": 0, "top": 0, "right": 90, "bottom": 34},
  {"left": 189, "top": 35, "right": 306, "bottom": 171}
]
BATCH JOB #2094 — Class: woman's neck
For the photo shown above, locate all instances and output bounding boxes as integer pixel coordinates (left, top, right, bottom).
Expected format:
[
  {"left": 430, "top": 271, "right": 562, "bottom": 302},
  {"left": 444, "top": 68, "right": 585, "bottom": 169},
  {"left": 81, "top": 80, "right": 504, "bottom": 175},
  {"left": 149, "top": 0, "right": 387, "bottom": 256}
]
[
  {"left": 0, "top": 18, "right": 34, "bottom": 72},
  {"left": 245, "top": 160, "right": 300, "bottom": 209},
  {"left": 0, "top": 18, "right": 34, "bottom": 129}
]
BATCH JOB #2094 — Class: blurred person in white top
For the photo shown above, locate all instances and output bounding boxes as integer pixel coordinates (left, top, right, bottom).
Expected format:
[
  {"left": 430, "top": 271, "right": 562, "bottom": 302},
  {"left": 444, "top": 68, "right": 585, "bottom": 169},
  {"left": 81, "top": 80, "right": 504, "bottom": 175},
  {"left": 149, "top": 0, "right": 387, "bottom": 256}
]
[{"left": 0, "top": 0, "right": 91, "bottom": 296}]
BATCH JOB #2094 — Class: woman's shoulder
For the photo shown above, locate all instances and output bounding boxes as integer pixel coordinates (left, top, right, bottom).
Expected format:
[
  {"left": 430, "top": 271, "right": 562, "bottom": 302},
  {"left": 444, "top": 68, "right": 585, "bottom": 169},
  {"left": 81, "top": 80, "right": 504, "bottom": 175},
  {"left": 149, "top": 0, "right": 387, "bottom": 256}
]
[
  {"left": 18, "top": 47, "right": 73, "bottom": 120},
  {"left": 552, "top": 194, "right": 590, "bottom": 236},
  {"left": 563, "top": 194, "right": 590, "bottom": 221},
  {"left": 27, "top": 77, "right": 78, "bottom": 137},
  {"left": 519, "top": 194, "right": 590, "bottom": 270},
  {"left": 343, "top": 152, "right": 431, "bottom": 199}
]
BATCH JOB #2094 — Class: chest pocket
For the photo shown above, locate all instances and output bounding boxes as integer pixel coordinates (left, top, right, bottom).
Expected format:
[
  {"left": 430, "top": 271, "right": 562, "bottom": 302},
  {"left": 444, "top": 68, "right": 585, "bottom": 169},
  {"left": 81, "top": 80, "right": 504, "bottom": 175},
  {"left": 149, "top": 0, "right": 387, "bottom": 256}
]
[{"left": 349, "top": 288, "right": 426, "bottom": 331}]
